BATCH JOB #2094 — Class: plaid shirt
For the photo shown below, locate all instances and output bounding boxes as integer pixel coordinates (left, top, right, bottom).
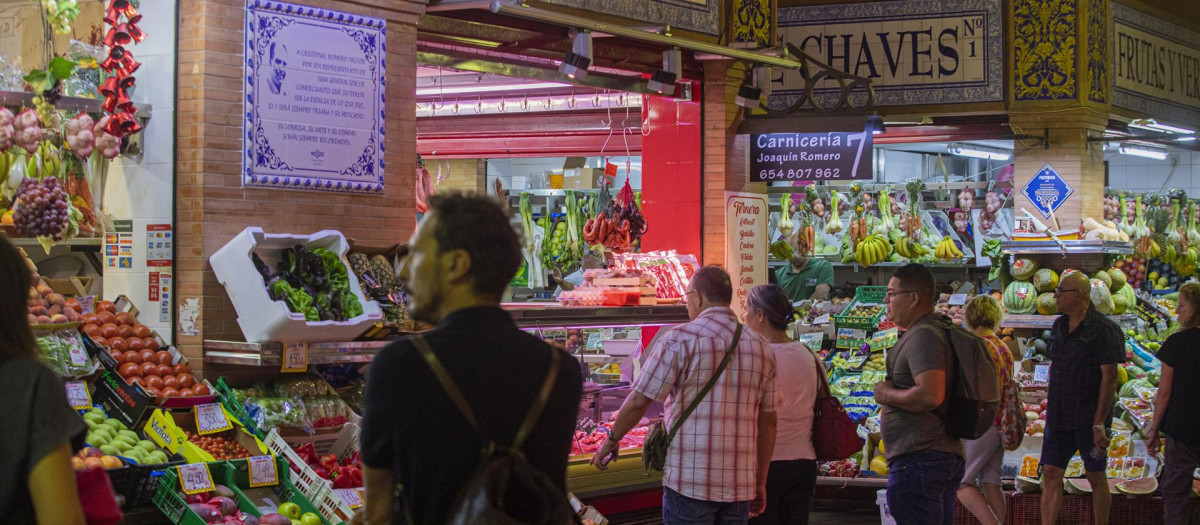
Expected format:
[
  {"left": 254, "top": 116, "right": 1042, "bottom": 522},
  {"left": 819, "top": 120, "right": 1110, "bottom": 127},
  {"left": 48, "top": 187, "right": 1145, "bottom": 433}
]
[
  {"left": 633, "top": 307, "right": 776, "bottom": 502},
  {"left": 1046, "top": 306, "right": 1126, "bottom": 430}
]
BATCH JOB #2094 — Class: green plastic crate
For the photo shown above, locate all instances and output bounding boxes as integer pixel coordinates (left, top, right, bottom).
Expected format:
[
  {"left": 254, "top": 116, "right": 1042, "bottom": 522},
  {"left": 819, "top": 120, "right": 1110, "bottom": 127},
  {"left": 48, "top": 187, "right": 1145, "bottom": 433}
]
[
  {"left": 224, "top": 457, "right": 332, "bottom": 525},
  {"left": 833, "top": 286, "right": 887, "bottom": 330},
  {"left": 153, "top": 462, "right": 259, "bottom": 525},
  {"left": 215, "top": 378, "right": 263, "bottom": 438}
]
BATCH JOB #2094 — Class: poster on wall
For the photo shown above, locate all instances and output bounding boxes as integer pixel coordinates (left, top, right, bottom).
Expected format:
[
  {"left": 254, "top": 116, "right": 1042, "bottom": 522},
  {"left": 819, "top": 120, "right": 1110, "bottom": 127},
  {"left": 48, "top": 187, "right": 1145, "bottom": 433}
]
[
  {"left": 243, "top": 0, "right": 386, "bottom": 194},
  {"left": 749, "top": 131, "right": 874, "bottom": 182},
  {"left": 725, "top": 192, "right": 769, "bottom": 318},
  {"left": 773, "top": 0, "right": 1003, "bottom": 108}
]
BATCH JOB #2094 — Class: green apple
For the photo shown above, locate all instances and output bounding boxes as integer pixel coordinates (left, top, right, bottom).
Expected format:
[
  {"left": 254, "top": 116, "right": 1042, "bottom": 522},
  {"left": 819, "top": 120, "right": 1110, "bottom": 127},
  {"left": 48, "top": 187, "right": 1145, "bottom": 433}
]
[
  {"left": 299, "top": 512, "right": 322, "bottom": 525},
  {"left": 278, "top": 502, "right": 301, "bottom": 519}
]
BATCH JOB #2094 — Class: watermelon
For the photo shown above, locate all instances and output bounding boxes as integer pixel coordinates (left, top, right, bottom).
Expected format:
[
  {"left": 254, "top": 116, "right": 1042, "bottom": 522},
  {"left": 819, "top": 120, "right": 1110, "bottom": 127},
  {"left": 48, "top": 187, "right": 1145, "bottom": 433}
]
[
  {"left": 1012, "top": 259, "right": 1039, "bottom": 281},
  {"left": 1004, "top": 281, "right": 1039, "bottom": 314},
  {"left": 1092, "top": 270, "right": 1113, "bottom": 290},
  {"left": 1065, "top": 478, "right": 1093, "bottom": 494},
  {"left": 1032, "top": 269, "right": 1059, "bottom": 293},
  {"left": 1147, "top": 368, "right": 1160, "bottom": 386},
  {"left": 1090, "top": 279, "right": 1115, "bottom": 314},
  {"left": 1115, "top": 477, "right": 1157, "bottom": 496},
  {"left": 1016, "top": 475, "right": 1042, "bottom": 494},
  {"left": 1108, "top": 268, "right": 1127, "bottom": 292},
  {"left": 1120, "top": 378, "right": 1153, "bottom": 398},
  {"left": 1036, "top": 292, "right": 1058, "bottom": 315}
]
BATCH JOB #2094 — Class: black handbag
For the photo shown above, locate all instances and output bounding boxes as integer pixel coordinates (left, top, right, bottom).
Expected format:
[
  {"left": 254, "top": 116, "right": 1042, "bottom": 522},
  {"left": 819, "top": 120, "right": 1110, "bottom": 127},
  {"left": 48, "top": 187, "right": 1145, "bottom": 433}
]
[{"left": 642, "top": 323, "right": 743, "bottom": 472}]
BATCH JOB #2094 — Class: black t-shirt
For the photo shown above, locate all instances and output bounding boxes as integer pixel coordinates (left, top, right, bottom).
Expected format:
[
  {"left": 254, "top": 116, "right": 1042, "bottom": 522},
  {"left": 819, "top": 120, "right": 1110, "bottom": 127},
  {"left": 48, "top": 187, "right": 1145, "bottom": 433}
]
[
  {"left": 359, "top": 307, "right": 583, "bottom": 524},
  {"left": 1046, "top": 306, "right": 1126, "bottom": 430},
  {"left": 1156, "top": 327, "right": 1200, "bottom": 445},
  {"left": 0, "top": 358, "right": 87, "bottom": 524}
]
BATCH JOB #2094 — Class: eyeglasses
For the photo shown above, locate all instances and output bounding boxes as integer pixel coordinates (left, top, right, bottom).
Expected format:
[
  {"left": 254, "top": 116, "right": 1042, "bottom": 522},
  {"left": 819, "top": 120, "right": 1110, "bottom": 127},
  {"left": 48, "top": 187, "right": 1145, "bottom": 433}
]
[
  {"left": 1054, "top": 287, "right": 1083, "bottom": 296},
  {"left": 682, "top": 290, "right": 698, "bottom": 304},
  {"left": 884, "top": 289, "right": 918, "bottom": 300}
]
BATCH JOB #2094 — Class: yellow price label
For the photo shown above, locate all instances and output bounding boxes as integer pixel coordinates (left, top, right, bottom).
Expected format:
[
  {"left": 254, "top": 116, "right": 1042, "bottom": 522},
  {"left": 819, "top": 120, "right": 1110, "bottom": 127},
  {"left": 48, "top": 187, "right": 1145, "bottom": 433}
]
[
  {"left": 281, "top": 342, "right": 308, "bottom": 373},
  {"left": 194, "top": 403, "right": 233, "bottom": 435},
  {"left": 335, "top": 488, "right": 363, "bottom": 509},
  {"left": 178, "top": 463, "right": 215, "bottom": 495},
  {"left": 65, "top": 381, "right": 92, "bottom": 410},
  {"left": 248, "top": 455, "right": 278, "bottom": 487}
]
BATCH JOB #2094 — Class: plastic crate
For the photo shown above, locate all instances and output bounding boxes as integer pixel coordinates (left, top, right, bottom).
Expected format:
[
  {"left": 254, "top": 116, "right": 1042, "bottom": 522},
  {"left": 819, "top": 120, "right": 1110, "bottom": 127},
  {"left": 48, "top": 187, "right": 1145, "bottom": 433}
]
[
  {"left": 153, "top": 462, "right": 260, "bottom": 525},
  {"left": 833, "top": 287, "right": 887, "bottom": 330},
  {"left": 107, "top": 455, "right": 186, "bottom": 508},
  {"left": 215, "top": 378, "right": 263, "bottom": 438},
  {"left": 1008, "top": 492, "right": 1092, "bottom": 524},
  {"left": 224, "top": 457, "right": 332, "bottom": 525},
  {"left": 312, "top": 483, "right": 356, "bottom": 525},
  {"left": 209, "top": 227, "right": 382, "bottom": 343},
  {"left": 263, "top": 425, "right": 359, "bottom": 500},
  {"left": 1107, "top": 495, "right": 1166, "bottom": 525}
]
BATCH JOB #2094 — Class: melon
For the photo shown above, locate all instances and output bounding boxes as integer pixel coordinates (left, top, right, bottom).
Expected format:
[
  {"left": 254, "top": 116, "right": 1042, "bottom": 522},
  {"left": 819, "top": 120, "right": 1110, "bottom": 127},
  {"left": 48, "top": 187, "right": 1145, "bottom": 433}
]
[
  {"left": 1004, "top": 281, "right": 1039, "bottom": 314},
  {"left": 1091, "top": 279, "right": 1115, "bottom": 314},
  {"left": 1120, "top": 378, "right": 1153, "bottom": 398},
  {"left": 1117, "top": 365, "right": 1128, "bottom": 385},
  {"left": 1108, "top": 268, "right": 1127, "bottom": 292},
  {"left": 1065, "top": 478, "right": 1093, "bottom": 494},
  {"left": 1033, "top": 268, "right": 1059, "bottom": 293},
  {"left": 1012, "top": 259, "right": 1039, "bottom": 281},
  {"left": 1115, "top": 477, "right": 1157, "bottom": 496},
  {"left": 1016, "top": 475, "right": 1042, "bottom": 494},
  {"left": 1036, "top": 292, "right": 1058, "bottom": 315},
  {"left": 1115, "top": 283, "right": 1136, "bottom": 310},
  {"left": 1092, "top": 270, "right": 1113, "bottom": 290},
  {"left": 1112, "top": 293, "right": 1130, "bottom": 315}
]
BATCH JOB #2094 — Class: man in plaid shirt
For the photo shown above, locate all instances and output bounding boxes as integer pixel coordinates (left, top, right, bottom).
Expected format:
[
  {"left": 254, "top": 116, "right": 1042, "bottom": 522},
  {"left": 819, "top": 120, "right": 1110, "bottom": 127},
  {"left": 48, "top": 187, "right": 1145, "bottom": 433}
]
[{"left": 591, "top": 266, "right": 778, "bottom": 523}]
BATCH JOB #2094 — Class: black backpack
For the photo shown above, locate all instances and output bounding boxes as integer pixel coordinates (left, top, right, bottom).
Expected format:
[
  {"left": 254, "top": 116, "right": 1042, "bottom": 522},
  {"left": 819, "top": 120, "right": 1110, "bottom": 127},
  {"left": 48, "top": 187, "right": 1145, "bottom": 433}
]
[
  {"left": 931, "top": 317, "right": 1002, "bottom": 440},
  {"left": 412, "top": 335, "right": 577, "bottom": 525}
]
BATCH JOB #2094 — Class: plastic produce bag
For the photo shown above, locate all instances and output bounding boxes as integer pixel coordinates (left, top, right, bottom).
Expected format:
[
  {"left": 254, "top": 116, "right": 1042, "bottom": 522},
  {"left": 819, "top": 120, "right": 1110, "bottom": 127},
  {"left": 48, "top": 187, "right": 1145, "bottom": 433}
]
[
  {"left": 37, "top": 330, "right": 93, "bottom": 377},
  {"left": 303, "top": 395, "right": 353, "bottom": 428},
  {"left": 274, "top": 372, "right": 335, "bottom": 398},
  {"left": 244, "top": 396, "right": 313, "bottom": 434}
]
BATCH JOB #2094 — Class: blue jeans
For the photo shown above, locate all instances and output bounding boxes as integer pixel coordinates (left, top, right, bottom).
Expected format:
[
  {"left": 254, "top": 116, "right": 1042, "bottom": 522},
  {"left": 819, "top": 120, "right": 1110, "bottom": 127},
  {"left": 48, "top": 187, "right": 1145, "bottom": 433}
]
[
  {"left": 886, "top": 450, "right": 966, "bottom": 525},
  {"left": 663, "top": 487, "right": 751, "bottom": 525}
]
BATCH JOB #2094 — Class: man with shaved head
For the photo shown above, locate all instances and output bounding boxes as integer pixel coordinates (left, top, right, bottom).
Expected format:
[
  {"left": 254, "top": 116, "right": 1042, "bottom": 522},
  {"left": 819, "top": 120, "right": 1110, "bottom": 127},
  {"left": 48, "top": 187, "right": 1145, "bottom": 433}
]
[{"left": 1040, "top": 270, "right": 1125, "bottom": 525}]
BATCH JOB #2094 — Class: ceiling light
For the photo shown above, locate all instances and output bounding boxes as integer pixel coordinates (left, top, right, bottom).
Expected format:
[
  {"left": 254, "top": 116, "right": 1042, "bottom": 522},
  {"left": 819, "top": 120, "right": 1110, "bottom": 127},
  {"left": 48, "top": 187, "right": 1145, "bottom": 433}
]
[
  {"left": 735, "top": 67, "right": 770, "bottom": 109},
  {"left": 866, "top": 115, "right": 886, "bottom": 136},
  {"left": 558, "top": 31, "right": 592, "bottom": 80},
  {"left": 415, "top": 82, "right": 568, "bottom": 96},
  {"left": 1118, "top": 142, "right": 1169, "bottom": 160},
  {"left": 1129, "top": 119, "right": 1196, "bottom": 135},
  {"left": 1176, "top": 136, "right": 1197, "bottom": 142},
  {"left": 648, "top": 48, "right": 681, "bottom": 94},
  {"left": 946, "top": 143, "right": 1011, "bottom": 161}
]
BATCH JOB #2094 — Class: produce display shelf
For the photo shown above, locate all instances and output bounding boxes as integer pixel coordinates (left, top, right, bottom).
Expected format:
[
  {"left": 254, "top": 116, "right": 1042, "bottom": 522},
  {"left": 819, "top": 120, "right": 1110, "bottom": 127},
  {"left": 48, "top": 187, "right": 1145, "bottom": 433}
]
[
  {"left": 1001, "top": 239, "right": 1133, "bottom": 255},
  {"left": 1, "top": 235, "right": 104, "bottom": 248},
  {"left": 765, "top": 181, "right": 989, "bottom": 194},
  {"left": 503, "top": 304, "right": 691, "bottom": 330},
  {"left": 815, "top": 476, "right": 888, "bottom": 488},
  {"left": 203, "top": 341, "right": 388, "bottom": 366},
  {"left": 767, "top": 260, "right": 980, "bottom": 269},
  {"left": 0, "top": 89, "right": 153, "bottom": 119},
  {"left": 1001, "top": 313, "right": 1138, "bottom": 329}
]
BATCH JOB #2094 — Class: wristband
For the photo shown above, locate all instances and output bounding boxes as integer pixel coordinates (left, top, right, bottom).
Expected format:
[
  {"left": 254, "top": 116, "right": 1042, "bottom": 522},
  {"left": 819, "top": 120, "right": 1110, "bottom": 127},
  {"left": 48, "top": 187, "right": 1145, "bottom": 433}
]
[{"left": 1092, "top": 424, "right": 1105, "bottom": 432}]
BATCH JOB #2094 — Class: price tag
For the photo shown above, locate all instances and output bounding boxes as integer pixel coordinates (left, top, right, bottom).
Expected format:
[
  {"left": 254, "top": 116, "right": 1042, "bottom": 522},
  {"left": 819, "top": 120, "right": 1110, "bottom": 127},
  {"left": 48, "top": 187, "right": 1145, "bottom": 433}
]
[
  {"left": 335, "top": 488, "right": 363, "bottom": 509},
  {"left": 248, "top": 455, "right": 279, "bottom": 487},
  {"left": 178, "top": 463, "right": 215, "bottom": 495},
  {"left": 948, "top": 293, "right": 969, "bottom": 306},
  {"left": 812, "top": 313, "right": 830, "bottom": 325},
  {"left": 67, "top": 343, "right": 89, "bottom": 366},
  {"left": 281, "top": 342, "right": 308, "bottom": 373},
  {"left": 65, "top": 381, "right": 92, "bottom": 410},
  {"left": 1033, "top": 364, "right": 1051, "bottom": 383},
  {"left": 194, "top": 403, "right": 232, "bottom": 435},
  {"left": 798, "top": 332, "right": 824, "bottom": 352}
]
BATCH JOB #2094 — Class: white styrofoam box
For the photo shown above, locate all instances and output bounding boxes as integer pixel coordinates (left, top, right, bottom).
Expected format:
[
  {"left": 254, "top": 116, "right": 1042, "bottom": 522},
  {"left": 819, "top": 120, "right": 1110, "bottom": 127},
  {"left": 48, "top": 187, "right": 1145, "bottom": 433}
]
[
  {"left": 877, "top": 490, "right": 896, "bottom": 525},
  {"left": 209, "top": 227, "right": 382, "bottom": 342}
]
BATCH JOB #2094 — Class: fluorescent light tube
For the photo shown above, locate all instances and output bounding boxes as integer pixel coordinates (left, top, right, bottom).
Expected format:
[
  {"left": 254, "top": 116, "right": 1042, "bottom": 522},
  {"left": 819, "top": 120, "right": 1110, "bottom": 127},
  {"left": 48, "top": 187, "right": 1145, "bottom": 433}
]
[
  {"left": 415, "top": 82, "right": 569, "bottom": 96},
  {"left": 1118, "top": 142, "right": 1169, "bottom": 160},
  {"left": 946, "top": 143, "right": 1011, "bottom": 161},
  {"left": 1129, "top": 119, "right": 1196, "bottom": 135}
]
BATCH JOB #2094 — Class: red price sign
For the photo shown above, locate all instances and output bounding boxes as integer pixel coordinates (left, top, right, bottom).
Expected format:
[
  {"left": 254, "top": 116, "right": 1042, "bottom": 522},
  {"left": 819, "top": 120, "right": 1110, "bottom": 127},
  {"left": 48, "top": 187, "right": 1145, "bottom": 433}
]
[
  {"left": 335, "top": 488, "right": 363, "bottom": 509},
  {"left": 247, "top": 455, "right": 278, "bottom": 487},
  {"left": 178, "top": 463, "right": 215, "bottom": 495},
  {"left": 194, "top": 403, "right": 232, "bottom": 435},
  {"left": 65, "top": 381, "right": 92, "bottom": 410},
  {"left": 281, "top": 342, "right": 308, "bottom": 373}
]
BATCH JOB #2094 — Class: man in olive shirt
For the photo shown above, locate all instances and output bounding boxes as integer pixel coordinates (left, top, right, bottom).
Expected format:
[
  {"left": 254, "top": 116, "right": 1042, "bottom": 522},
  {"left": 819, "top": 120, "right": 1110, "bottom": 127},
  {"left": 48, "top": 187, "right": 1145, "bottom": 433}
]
[
  {"left": 874, "top": 264, "right": 964, "bottom": 525},
  {"left": 775, "top": 254, "right": 834, "bottom": 302}
]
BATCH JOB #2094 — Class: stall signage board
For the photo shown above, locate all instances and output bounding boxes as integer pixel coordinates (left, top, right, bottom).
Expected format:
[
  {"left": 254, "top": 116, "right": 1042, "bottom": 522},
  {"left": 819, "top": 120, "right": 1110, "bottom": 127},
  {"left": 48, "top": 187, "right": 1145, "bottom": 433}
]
[
  {"left": 773, "top": 0, "right": 1004, "bottom": 108},
  {"left": 749, "top": 132, "right": 873, "bottom": 182},
  {"left": 1112, "top": 4, "right": 1200, "bottom": 128},
  {"left": 243, "top": 0, "right": 386, "bottom": 194},
  {"left": 1020, "top": 164, "right": 1073, "bottom": 219},
  {"left": 724, "top": 192, "right": 769, "bottom": 318}
]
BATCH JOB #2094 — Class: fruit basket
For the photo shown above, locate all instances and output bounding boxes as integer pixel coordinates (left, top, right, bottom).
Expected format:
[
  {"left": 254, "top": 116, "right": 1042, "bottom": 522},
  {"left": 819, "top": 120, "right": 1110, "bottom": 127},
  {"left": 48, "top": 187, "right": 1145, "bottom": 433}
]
[{"left": 833, "top": 286, "right": 887, "bottom": 330}]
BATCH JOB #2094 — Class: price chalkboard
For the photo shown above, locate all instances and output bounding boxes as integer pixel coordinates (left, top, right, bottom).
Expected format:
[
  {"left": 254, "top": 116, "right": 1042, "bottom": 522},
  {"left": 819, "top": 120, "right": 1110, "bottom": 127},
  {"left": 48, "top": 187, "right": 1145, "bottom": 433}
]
[
  {"left": 282, "top": 342, "right": 308, "bottom": 373},
  {"left": 194, "top": 403, "right": 232, "bottom": 435},
  {"left": 178, "top": 463, "right": 215, "bottom": 495},
  {"left": 248, "top": 455, "right": 278, "bottom": 487}
]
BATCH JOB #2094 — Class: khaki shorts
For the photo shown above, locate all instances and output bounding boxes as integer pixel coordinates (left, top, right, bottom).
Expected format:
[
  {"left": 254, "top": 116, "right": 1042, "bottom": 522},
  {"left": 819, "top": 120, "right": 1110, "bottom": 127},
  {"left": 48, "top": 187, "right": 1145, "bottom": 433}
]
[{"left": 961, "top": 428, "right": 1003, "bottom": 487}]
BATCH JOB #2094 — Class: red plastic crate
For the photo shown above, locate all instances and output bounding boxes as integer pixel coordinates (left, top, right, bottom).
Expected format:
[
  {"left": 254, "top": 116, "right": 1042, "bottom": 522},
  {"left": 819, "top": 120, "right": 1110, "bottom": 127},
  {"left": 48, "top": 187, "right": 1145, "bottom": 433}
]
[
  {"left": 1008, "top": 493, "right": 1093, "bottom": 525},
  {"left": 1107, "top": 495, "right": 1164, "bottom": 525}
]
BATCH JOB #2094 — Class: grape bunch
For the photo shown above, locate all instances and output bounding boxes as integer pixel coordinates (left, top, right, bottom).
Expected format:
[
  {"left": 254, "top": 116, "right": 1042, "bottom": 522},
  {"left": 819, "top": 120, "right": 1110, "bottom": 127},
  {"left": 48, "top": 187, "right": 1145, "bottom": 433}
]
[
  {"left": 31, "top": 93, "right": 60, "bottom": 129},
  {"left": 13, "top": 177, "right": 71, "bottom": 240}
]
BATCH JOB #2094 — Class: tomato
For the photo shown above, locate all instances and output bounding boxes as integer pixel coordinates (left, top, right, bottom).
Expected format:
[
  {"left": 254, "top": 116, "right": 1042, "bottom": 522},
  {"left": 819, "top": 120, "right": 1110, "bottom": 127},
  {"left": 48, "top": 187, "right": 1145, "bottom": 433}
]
[
  {"left": 133, "top": 324, "right": 152, "bottom": 338},
  {"left": 101, "top": 323, "right": 120, "bottom": 339},
  {"left": 144, "top": 386, "right": 161, "bottom": 398},
  {"left": 161, "top": 387, "right": 179, "bottom": 397},
  {"left": 108, "top": 338, "right": 128, "bottom": 352},
  {"left": 81, "top": 313, "right": 100, "bottom": 325},
  {"left": 144, "top": 375, "right": 164, "bottom": 389},
  {"left": 157, "top": 364, "right": 173, "bottom": 377},
  {"left": 140, "top": 362, "right": 158, "bottom": 377},
  {"left": 122, "top": 350, "right": 141, "bottom": 364},
  {"left": 192, "top": 383, "right": 211, "bottom": 396},
  {"left": 155, "top": 351, "right": 172, "bottom": 365},
  {"left": 119, "top": 362, "right": 141, "bottom": 378},
  {"left": 92, "top": 336, "right": 108, "bottom": 347},
  {"left": 144, "top": 338, "right": 160, "bottom": 351},
  {"left": 97, "top": 311, "right": 116, "bottom": 325},
  {"left": 127, "top": 337, "right": 146, "bottom": 351},
  {"left": 97, "top": 301, "right": 117, "bottom": 314},
  {"left": 115, "top": 312, "right": 136, "bottom": 326},
  {"left": 178, "top": 374, "right": 196, "bottom": 389},
  {"left": 82, "top": 324, "right": 102, "bottom": 338},
  {"left": 179, "top": 387, "right": 195, "bottom": 397},
  {"left": 139, "top": 349, "right": 156, "bottom": 364},
  {"left": 128, "top": 376, "right": 144, "bottom": 386},
  {"left": 172, "top": 364, "right": 191, "bottom": 376},
  {"left": 163, "top": 375, "right": 180, "bottom": 389}
]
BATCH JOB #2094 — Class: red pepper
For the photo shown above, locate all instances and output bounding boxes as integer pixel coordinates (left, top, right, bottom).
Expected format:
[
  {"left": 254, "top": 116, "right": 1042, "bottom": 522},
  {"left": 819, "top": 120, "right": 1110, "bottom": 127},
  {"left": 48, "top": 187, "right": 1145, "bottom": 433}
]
[{"left": 320, "top": 454, "right": 340, "bottom": 473}]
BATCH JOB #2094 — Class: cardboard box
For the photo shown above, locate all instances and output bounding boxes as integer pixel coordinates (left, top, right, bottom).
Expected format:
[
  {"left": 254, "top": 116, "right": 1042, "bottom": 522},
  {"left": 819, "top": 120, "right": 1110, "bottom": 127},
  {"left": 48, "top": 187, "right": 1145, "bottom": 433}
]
[
  {"left": 45, "top": 276, "right": 94, "bottom": 296},
  {"left": 563, "top": 168, "right": 614, "bottom": 190},
  {"left": 143, "top": 408, "right": 271, "bottom": 463}
]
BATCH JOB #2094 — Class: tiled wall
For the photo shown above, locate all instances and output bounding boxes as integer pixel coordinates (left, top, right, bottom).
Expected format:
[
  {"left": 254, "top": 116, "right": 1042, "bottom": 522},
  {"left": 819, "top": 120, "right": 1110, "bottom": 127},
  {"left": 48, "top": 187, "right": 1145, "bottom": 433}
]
[{"left": 1106, "top": 150, "right": 1200, "bottom": 194}]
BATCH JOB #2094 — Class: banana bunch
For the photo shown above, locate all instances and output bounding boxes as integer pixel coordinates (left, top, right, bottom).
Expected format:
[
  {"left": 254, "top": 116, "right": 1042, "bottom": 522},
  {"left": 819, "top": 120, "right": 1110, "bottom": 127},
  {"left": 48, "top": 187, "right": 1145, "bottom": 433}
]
[
  {"left": 1164, "top": 243, "right": 1178, "bottom": 265},
  {"left": 935, "top": 235, "right": 964, "bottom": 260},
  {"left": 855, "top": 234, "right": 892, "bottom": 266},
  {"left": 1173, "top": 245, "right": 1198, "bottom": 274},
  {"left": 894, "top": 236, "right": 928, "bottom": 259},
  {"left": 862, "top": 352, "right": 886, "bottom": 372},
  {"left": 34, "top": 140, "right": 61, "bottom": 179},
  {"left": 769, "top": 239, "right": 795, "bottom": 261}
]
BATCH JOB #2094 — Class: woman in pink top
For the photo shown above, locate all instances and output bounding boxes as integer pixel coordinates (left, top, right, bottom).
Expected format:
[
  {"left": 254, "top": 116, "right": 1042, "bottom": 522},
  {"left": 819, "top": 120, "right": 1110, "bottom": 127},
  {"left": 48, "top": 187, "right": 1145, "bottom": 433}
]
[
  {"left": 956, "top": 295, "right": 1014, "bottom": 525},
  {"left": 743, "top": 284, "right": 818, "bottom": 525}
]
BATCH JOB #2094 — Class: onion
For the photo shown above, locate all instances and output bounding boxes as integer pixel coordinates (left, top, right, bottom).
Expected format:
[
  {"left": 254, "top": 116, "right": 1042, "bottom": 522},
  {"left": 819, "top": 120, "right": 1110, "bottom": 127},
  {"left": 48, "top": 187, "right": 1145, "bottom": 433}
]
[{"left": 257, "top": 513, "right": 292, "bottom": 525}]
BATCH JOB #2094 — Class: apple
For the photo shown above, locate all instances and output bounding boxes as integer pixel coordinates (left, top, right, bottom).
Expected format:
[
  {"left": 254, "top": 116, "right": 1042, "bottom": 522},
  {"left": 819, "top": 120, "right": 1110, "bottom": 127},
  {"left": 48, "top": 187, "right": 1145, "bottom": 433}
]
[
  {"left": 299, "top": 513, "right": 322, "bottom": 525},
  {"left": 277, "top": 502, "right": 301, "bottom": 520}
]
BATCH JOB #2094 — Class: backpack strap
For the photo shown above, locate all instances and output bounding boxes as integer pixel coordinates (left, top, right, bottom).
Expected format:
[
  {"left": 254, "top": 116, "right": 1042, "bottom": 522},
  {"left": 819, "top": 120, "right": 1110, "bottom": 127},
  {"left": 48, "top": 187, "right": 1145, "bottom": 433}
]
[
  {"left": 411, "top": 334, "right": 560, "bottom": 454},
  {"left": 666, "top": 323, "right": 743, "bottom": 443}
]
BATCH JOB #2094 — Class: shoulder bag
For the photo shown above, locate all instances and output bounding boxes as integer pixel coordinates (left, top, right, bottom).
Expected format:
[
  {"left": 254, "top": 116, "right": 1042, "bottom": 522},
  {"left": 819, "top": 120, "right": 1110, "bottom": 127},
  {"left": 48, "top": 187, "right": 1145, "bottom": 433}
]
[
  {"left": 808, "top": 348, "right": 864, "bottom": 461},
  {"left": 642, "top": 323, "right": 743, "bottom": 472}
]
